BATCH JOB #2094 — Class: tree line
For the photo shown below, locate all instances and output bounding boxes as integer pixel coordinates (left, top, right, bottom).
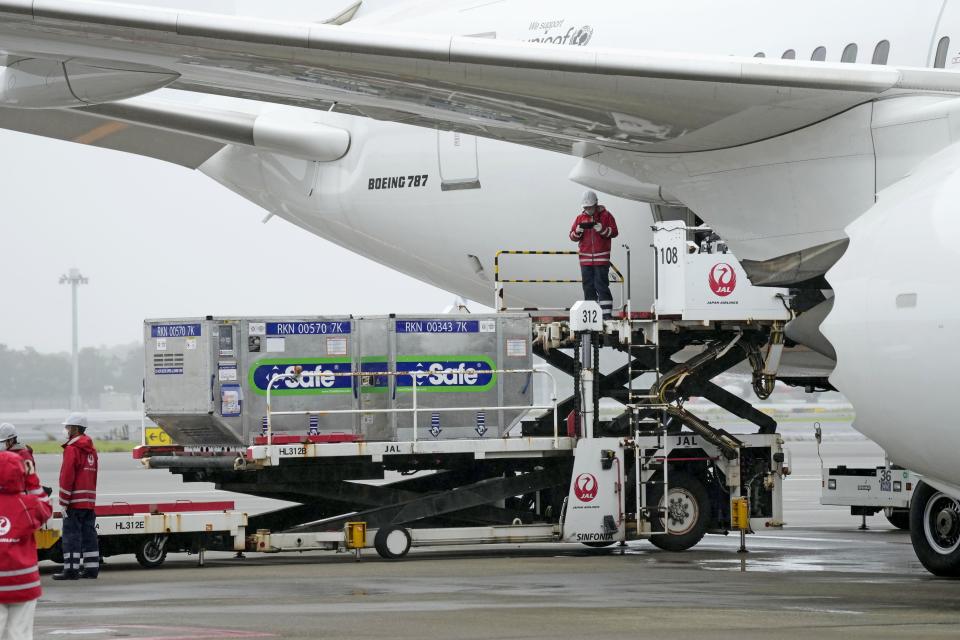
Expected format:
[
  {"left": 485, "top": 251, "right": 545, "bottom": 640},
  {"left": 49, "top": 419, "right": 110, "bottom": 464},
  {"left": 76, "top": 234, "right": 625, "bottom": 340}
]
[{"left": 0, "top": 343, "right": 143, "bottom": 407}]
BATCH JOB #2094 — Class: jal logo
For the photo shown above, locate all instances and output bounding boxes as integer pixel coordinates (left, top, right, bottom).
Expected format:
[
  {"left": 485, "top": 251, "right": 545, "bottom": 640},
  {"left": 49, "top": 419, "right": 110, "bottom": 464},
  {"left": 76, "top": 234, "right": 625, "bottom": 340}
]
[
  {"left": 708, "top": 263, "right": 737, "bottom": 297},
  {"left": 0, "top": 516, "right": 10, "bottom": 536},
  {"left": 573, "top": 473, "right": 598, "bottom": 502},
  {"left": 86, "top": 454, "right": 95, "bottom": 466}
]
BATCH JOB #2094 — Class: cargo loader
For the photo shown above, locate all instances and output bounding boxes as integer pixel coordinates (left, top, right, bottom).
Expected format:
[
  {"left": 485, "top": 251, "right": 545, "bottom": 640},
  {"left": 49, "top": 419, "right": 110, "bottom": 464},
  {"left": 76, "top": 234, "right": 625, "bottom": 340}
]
[{"left": 127, "top": 225, "right": 795, "bottom": 562}]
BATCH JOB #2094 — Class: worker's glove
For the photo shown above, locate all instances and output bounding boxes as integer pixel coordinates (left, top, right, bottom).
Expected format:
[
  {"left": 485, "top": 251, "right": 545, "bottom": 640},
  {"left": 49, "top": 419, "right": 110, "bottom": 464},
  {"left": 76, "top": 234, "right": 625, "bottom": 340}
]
[{"left": 593, "top": 223, "right": 603, "bottom": 232}]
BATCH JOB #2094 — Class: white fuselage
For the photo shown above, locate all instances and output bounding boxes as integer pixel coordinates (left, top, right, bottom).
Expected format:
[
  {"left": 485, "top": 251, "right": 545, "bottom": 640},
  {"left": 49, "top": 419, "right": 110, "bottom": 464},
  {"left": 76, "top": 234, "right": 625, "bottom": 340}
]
[{"left": 197, "top": 102, "right": 654, "bottom": 312}]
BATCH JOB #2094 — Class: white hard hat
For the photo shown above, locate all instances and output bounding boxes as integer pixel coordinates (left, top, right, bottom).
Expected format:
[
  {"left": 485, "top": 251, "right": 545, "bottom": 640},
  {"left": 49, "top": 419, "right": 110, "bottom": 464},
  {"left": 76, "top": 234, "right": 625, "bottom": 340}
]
[
  {"left": 0, "top": 423, "right": 16, "bottom": 441},
  {"left": 62, "top": 413, "right": 88, "bottom": 430},
  {"left": 581, "top": 190, "right": 598, "bottom": 207}
]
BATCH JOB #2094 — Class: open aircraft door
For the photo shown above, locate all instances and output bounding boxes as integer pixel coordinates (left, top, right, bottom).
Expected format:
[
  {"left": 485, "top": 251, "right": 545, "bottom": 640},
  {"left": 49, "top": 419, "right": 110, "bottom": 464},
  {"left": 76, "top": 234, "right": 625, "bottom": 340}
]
[{"left": 437, "top": 131, "right": 481, "bottom": 191}]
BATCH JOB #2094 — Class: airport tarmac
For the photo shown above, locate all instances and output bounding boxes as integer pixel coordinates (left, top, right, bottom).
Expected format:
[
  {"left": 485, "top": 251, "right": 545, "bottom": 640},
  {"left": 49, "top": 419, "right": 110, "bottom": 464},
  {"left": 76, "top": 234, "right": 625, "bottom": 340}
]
[{"left": 30, "top": 427, "right": 960, "bottom": 639}]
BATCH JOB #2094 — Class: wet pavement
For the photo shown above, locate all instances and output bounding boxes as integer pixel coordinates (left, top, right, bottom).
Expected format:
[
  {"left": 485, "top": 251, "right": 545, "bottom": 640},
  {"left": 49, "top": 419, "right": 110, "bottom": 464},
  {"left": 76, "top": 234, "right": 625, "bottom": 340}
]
[{"left": 30, "top": 436, "right": 960, "bottom": 639}]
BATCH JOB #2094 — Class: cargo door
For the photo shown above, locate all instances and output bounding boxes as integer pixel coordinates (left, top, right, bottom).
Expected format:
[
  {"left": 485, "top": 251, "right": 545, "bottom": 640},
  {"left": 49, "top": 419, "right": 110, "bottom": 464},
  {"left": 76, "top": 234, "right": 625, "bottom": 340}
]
[{"left": 437, "top": 131, "right": 481, "bottom": 191}]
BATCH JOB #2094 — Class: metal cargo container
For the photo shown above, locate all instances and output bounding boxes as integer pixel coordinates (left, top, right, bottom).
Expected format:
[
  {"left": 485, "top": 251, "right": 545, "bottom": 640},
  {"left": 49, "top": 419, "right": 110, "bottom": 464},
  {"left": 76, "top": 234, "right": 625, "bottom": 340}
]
[
  {"left": 144, "top": 314, "right": 533, "bottom": 445},
  {"left": 144, "top": 316, "right": 356, "bottom": 445},
  {"left": 356, "top": 314, "right": 533, "bottom": 441}
]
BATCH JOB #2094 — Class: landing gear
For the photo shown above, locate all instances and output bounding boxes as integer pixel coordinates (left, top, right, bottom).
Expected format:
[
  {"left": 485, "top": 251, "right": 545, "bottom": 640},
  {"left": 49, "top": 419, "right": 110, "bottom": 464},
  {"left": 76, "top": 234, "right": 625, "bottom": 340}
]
[
  {"left": 648, "top": 473, "right": 708, "bottom": 552},
  {"left": 910, "top": 481, "right": 960, "bottom": 577}
]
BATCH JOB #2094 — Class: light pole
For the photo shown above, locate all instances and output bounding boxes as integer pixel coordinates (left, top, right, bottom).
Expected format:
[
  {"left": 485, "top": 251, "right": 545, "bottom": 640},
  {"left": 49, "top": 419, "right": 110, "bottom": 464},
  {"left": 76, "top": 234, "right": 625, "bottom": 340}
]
[{"left": 59, "top": 268, "right": 88, "bottom": 411}]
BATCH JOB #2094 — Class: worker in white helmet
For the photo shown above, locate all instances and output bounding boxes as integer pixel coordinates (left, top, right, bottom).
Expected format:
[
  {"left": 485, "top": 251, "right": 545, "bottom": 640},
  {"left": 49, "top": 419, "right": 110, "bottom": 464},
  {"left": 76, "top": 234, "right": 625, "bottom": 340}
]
[
  {"left": 569, "top": 191, "right": 620, "bottom": 319},
  {"left": 53, "top": 413, "right": 99, "bottom": 580},
  {"left": 0, "top": 423, "right": 45, "bottom": 502}
]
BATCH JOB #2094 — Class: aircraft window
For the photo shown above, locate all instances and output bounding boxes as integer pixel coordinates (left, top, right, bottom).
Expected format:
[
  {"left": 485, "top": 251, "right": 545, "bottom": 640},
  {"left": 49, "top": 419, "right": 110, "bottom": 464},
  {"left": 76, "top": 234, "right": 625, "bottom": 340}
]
[
  {"left": 872, "top": 40, "right": 890, "bottom": 65},
  {"left": 842, "top": 43, "right": 858, "bottom": 63},
  {"left": 811, "top": 46, "right": 827, "bottom": 61},
  {"left": 754, "top": 52, "right": 766, "bottom": 58},
  {"left": 782, "top": 49, "right": 796, "bottom": 60},
  {"left": 935, "top": 36, "right": 950, "bottom": 68}
]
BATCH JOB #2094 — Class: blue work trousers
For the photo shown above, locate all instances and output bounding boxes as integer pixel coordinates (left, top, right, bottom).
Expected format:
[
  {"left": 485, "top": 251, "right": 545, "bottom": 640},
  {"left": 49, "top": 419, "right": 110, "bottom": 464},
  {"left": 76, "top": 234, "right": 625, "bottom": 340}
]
[
  {"left": 62, "top": 508, "right": 99, "bottom": 576},
  {"left": 580, "top": 265, "right": 613, "bottom": 318}
]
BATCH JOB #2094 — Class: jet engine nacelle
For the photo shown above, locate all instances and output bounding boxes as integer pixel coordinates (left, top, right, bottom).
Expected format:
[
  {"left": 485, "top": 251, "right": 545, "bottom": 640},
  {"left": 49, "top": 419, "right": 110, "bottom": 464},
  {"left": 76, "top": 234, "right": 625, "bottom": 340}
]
[
  {"left": 823, "top": 142, "right": 960, "bottom": 576},
  {"left": 823, "top": 142, "right": 960, "bottom": 496},
  {"left": 0, "top": 58, "right": 177, "bottom": 108}
]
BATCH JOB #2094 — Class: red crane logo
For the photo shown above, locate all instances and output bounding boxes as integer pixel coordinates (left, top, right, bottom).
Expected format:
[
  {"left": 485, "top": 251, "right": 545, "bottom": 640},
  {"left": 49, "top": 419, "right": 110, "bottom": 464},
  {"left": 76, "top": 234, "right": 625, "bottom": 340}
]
[
  {"left": 709, "top": 263, "right": 737, "bottom": 297},
  {"left": 574, "top": 473, "right": 598, "bottom": 502}
]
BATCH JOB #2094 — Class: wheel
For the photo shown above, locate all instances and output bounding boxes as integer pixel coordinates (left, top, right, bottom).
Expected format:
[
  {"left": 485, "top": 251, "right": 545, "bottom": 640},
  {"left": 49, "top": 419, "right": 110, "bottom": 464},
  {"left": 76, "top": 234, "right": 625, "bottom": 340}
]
[
  {"left": 135, "top": 535, "right": 169, "bottom": 569},
  {"left": 647, "top": 472, "right": 709, "bottom": 552},
  {"left": 885, "top": 507, "right": 911, "bottom": 531},
  {"left": 374, "top": 525, "right": 411, "bottom": 560},
  {"left": 910, "top": 481, "right": 960, "bottom": 577}
]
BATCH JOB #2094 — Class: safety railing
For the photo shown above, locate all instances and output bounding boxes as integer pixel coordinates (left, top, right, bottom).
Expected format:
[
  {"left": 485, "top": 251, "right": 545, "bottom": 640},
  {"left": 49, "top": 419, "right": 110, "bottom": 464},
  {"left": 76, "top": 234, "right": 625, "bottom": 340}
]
[
  {"left": 493, "top": 250, "right": 625, "bottom": 314},
  {"left": 264, "top": 367, "right": 561, "bottom": 447}
]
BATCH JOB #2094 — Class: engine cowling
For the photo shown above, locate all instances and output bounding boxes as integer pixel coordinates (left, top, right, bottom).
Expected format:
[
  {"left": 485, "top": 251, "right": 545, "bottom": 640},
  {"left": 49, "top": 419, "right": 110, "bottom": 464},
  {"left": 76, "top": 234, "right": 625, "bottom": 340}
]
[{"left": 822, "top": 141, "right": 960, "bottom": 496}]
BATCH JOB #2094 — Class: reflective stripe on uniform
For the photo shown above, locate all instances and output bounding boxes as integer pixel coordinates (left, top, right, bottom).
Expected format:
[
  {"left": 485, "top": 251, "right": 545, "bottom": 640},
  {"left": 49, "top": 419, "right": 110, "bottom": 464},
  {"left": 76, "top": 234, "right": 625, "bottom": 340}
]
[
  {"left": 0, "top": 566, "right": 39, "bottom": 578},
  {"left": 0, "top": 580, "right": 41, "bottom": 592}
]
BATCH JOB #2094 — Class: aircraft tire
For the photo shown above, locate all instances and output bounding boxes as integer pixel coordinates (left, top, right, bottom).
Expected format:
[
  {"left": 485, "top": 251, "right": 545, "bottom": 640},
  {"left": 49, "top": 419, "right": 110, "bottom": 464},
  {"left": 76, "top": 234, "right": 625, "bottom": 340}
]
[{"left": 910, "top": 481, "right": 960, "bottom": 577}]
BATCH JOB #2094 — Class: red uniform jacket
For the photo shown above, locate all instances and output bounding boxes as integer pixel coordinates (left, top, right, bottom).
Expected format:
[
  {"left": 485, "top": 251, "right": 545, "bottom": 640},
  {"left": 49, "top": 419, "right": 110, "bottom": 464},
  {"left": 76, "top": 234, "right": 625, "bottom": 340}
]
[
  {"left": 0, "top": 451, "right": 52, "bottom": 603},
  {"left": 8, "top": 443, "right": 46, "bottom": 504},
  {"left": 569, "top": 207, "right": 619, "bottom": 266},
  {"left": 59, "top": 435, "right": 98, "bottom": 510}
]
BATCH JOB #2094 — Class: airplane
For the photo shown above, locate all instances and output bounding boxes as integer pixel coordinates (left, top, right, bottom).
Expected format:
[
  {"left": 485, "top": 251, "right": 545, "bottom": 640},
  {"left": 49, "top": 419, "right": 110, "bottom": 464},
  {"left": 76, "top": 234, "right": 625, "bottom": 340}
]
[{"left": 1, "top": 0, "right": 960, "bottom": 575}]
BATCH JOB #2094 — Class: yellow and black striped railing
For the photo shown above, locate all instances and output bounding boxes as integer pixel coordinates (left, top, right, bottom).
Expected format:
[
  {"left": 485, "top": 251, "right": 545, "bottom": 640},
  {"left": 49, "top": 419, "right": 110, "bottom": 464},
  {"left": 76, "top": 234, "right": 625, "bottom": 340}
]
[{"left": 493, "top": 250, "right": 625, "bottom": 313}]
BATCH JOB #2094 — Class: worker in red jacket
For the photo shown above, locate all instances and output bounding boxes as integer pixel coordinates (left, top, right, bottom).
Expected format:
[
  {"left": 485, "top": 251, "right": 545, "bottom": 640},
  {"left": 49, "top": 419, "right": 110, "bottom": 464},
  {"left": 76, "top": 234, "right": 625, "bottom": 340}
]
[
  {"left": 53, "top": 413, "right": 99, "bottom": 581},
  {"left": 0, "top": 450, "right": 52, "bottom": 639},
  {"left": 569, "top": 190, "right": 619, "bottom": 319},
  {"left": 0, "top": 423, "right": 48, "bottom": 505}
]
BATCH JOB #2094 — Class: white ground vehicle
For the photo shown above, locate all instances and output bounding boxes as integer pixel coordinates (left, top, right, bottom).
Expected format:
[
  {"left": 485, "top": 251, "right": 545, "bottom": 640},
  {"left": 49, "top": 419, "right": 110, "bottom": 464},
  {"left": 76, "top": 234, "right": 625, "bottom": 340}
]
[{"left": 36, "top": 501, "right": 247, "bottom": 568}]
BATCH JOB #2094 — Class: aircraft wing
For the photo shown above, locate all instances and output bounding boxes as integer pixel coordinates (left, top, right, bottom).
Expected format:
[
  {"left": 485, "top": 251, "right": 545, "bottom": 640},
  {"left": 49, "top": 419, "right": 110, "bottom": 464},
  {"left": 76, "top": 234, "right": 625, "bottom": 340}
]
[{"left": 1, "top": 1, "right": 959, "bottom": 156}]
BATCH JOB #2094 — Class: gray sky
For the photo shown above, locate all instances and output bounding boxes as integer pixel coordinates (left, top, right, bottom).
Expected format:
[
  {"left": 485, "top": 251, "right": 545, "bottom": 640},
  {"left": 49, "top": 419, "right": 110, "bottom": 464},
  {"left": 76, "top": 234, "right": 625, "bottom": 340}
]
[{"left": 0, "top": 129, "right": 455, "bottom": 353}]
